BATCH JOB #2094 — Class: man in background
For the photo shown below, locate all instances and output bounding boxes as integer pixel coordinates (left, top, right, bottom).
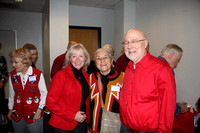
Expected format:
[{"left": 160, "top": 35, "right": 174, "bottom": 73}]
[
  {"left": 23, "top": 43, "right": 38, "bottom": 68},
  {"left": 158, "top": 44, "right": 187, "bottom": 116},
  {"left": 50, "top": 41, "right": 76, "bottom": 78},
  {"left": 114, "top": 52, "right": 129, "bottom": 72}
]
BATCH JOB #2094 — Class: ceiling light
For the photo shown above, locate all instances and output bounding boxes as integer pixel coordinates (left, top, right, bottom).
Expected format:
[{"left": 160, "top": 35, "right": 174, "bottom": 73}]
[{"left": 15, "top": 0, "right": 23, "bottom": 2}]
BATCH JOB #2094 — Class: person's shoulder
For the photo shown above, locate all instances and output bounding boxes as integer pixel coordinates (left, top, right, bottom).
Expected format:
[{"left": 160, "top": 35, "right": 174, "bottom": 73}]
[
  {"left": 118, "top": 71, "right": 124, "bottom": 76},
  {"left": 10, "top": 69, "right": 16, "bottom": 74},
  {"left": 116, "top": 53, "right": 127, "bottom": 61},
  {"left": 32, "top": 67, "right": 41, "bottom": 72},
  {"left": 149, "top": 54, "right": 169, "bottom": 66},
  {"left": 89, "top": 72, "right": 98, "bottom": 80},
  {"left": 156, "top": 56, "right": 170, "bottom": 68},
  {"left": 113, "top": 71, "right": 124, "bottom": 80},
  {"left": 152, "top": 56, "right": 173, "bottom": 75},
  {"left": 31, "top": 67, "right": 42, "bottom": 77},
  {"left": 52, "top": 65, "right": 73, "bottom": 79},
  {"left": 53, "top": 53, "right": 66, "bottom": 61},
  {"left": 60, "top": 65, "right": 72, "bottom": 74},
  {"left": 145, "top": 54, "right": 171, "bottom": 73}
]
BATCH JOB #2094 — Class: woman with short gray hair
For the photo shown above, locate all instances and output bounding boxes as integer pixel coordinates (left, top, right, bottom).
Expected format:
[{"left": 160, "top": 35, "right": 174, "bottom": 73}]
[{"left": 87, "top": 48, "right": 123, "bottom": 133}]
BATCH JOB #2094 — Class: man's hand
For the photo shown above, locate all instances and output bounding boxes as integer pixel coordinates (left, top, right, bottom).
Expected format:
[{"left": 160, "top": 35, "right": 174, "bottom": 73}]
[{"left": 74, "top": 111, "right": 86, "bottom": 123}]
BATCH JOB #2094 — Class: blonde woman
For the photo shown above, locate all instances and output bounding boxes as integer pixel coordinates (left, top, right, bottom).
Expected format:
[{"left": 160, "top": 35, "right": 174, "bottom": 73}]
[
  {"left": 7, "top": 48, "right": 47, "bottom": 133},
  {"left": 46, "top": 43, "right": 90, "bottom": 133}
]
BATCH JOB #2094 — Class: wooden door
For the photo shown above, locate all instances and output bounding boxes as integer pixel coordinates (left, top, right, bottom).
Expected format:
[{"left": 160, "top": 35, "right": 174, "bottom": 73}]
[{"left": 69, "top": 26, "right": 101, "bottom": 61}]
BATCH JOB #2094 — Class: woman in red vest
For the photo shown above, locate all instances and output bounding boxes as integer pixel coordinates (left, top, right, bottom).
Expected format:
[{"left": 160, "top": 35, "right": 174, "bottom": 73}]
[
  {"left": 46, "top": 43, "right": 90, "bottom": 133},
  {"left": 7, "top": 48, "right": 47, "bottom": 133}
]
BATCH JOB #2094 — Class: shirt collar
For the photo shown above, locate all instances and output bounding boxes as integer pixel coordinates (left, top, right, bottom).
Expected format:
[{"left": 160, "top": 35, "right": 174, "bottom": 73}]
[
  {"left": 16, "top": 66, "right": 33, "bottom": 76},
  {"left": 158, "top": 56, "right": 168, "bottom": 63},
  {"left": 128, "top": 51, "right": 152, "bottom": 69},
  {"left": 100, "top": 69, "right": 115, "bottom": 79}
]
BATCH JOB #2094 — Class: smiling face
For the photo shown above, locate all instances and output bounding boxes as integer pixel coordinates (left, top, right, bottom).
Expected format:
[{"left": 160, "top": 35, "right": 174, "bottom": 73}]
[
  {"left": 70, "top": 48, "right": 86, "bottom": 70},
  {"left": 29, "top": 49, "right": 38, "bottom": 63},
  {"left": 95, "top": 49, "right": 112, "bottom": 75},
  {"left": 124, "top": 29, "right": 148, "bottom": 64},
  {"left": 11, "top": 57, "right": 28, "bottom": 75}
]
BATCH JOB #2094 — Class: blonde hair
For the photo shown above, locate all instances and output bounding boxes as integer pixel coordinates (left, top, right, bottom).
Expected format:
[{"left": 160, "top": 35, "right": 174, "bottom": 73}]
[
  {"left": 9, "top": 48, "right": 32, "bottom": 66},
  {"left": 65, "top": 43, "right": 90, "bottom": 72}
]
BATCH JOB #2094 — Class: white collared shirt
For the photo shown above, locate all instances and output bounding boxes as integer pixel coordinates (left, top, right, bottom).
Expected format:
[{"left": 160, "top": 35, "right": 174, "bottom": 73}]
[{"left": 8, "top": 66, "right": 47, "bottom": 110}]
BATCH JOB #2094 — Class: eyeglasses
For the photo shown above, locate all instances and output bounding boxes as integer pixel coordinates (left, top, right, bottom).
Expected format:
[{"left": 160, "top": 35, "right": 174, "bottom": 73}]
[
  {"left": 122, "top": 39, "right": 145, "bottom": 45},
  {"left": 96, "top": 56, "right": 110, "bottom": 62}
]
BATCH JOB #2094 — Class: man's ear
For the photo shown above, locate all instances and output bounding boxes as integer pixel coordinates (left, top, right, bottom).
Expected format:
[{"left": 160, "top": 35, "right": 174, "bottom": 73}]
[{"left": 144, "top": 40, "right": 149, "bottom": 49}]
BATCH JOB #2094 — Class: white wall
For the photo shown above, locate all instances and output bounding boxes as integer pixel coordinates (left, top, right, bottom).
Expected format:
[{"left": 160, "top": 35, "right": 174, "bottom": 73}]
[
  {"left": 114, "top": 0, "right": 136, "bottom": 60},
  {"left": 69, "top": 5, "right": 114, "bottom": 48},
  {"left": 114, "top": 1, "right": 125, "bottom": 60},
  {"left": 0, "top": 11, "right": 43, "bottom": 71},
  {"left": 0, "top": 10, "right": 43, "bottom": 98},
  {"left": 49, "top": 0, "right": 69, "bottom": 69},
  {"left": 124, "top": 0, "right": 136, "bottom": 34},
  {"left": 135, "top": 0, "right": 200, "bottom": 106}
]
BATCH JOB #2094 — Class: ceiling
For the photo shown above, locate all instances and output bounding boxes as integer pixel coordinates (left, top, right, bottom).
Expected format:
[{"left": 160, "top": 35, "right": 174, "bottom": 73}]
[
  {"left": 0, "top": 0, "right": 124, "bottom": 13},
  {"left": 0, "top": 0, "right": 46, "bottom": 12}
]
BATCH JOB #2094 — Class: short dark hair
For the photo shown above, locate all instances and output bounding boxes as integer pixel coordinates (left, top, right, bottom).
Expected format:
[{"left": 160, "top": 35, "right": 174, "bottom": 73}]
[{"left": 23, "top": 43, "right": 37, "bottom": 51}]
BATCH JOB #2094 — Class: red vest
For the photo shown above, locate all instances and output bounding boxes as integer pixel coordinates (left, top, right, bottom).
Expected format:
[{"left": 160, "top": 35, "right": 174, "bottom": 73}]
[{"left": 11, "top": 68, "right": 43, "bottom": 124}]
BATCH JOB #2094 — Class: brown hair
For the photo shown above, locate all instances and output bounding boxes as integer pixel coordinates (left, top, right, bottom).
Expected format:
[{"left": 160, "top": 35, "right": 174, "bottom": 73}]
[{"left": 23, "top": 43, "right": 37, "bottom": 51}]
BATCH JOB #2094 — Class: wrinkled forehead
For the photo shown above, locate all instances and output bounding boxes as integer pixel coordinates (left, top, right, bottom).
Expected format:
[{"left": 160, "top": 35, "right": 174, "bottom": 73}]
[
  {"left": 125, "top": 29, "right": 145, "bottom": 40},
  {"left": 96, "top": 49, "right": 109, "bottom": 57}
]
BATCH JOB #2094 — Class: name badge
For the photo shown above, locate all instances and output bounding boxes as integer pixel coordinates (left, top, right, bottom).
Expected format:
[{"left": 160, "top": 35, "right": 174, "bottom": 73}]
[
  {"left": 29, "top": 75, "right": 36, "bottom": 82},
  {"left": 111, "top": 85, "right": 120, "bottom": 92}
]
